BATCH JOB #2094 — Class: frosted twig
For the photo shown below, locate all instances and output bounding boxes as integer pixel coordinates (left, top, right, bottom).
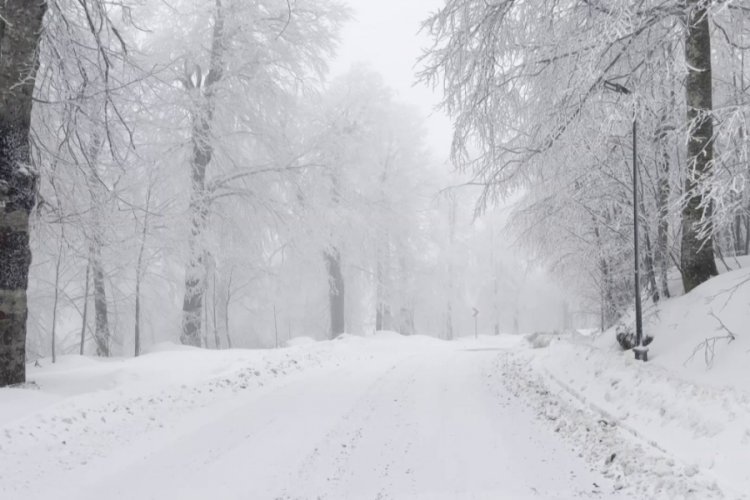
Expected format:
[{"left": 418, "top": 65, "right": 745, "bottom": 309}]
[{"left": 685, "top": 312, "right": 737, "bottom": 368}]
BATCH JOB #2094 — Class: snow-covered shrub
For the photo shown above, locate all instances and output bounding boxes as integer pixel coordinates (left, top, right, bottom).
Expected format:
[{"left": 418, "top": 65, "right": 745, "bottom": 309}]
[
  {"left": 615, "top": 323, "right": 653, "bottom": 350},
  {"left": 525, "top": 331, "right": 555, "bottom": 349}
]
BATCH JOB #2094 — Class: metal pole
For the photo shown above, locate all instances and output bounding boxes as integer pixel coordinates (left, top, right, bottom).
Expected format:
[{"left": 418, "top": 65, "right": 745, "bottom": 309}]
[
  {"left": 633, "top": 113, "right": 645, "bottom": 361},
  {"left": 603, "top": 80, "right": 646, "bottom": 361}
]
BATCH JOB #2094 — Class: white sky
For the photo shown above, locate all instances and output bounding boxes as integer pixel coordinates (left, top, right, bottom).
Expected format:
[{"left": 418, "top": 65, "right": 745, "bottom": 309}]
[{"left": 330, "top": 0, "right": 453, "bottom": 163}]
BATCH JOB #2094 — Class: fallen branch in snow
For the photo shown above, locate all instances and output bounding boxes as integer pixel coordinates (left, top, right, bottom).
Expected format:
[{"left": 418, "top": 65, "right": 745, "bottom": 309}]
[
  {"left": 685, "top": 312, "right": 737, "bottom": 369},
  {"left": 709, "top": 311, "right": 737, "bottom": 342}
]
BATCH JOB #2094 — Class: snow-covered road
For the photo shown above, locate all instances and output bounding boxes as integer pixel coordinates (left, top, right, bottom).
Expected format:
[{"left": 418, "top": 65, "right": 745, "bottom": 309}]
[{"left": 3, "top": 336, "right": 627, "bottom": 499}]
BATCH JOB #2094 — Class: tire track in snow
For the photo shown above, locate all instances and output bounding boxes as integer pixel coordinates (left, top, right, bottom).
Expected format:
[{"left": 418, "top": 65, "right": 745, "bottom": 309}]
[{"left": 278, "top": 353, "right": 423, "bottom": 499}]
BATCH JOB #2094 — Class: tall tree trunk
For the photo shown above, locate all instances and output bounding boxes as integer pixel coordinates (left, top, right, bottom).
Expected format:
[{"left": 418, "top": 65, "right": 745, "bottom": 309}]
[
  {"left": 202, "top": 283, "right": 209, "bottom": 348},
  {"left": 0, "top": 0, "right": 47, "bottom": 387},
  {"left": 731, "top": 19, "right": 748, "bottom": 259},
  {"left": 224, "top": 268, "right": 233, "bottom": 349},
  {"left": 181, "top": 0, "right": 225, "bottom": 347},
  {"left": 212, "top": 269, "right": 220, "bottom": 349},
  {"left": 732, "top": 214, "right": 743, "bottom": 256},
  {"left": 134, "top": 185, "right": 151, "bottom": 357},
  {"left": 51, "top": 227, "right": 64, "bottom": 363},
  {"left": 325, "top": 248, "right": 345, "bottom": 338},
  {"left": 90, "top": 244, "right": 110, "bottom": 357},
  {"left": 79, "top": 262, "right": 90, "bottom": 355},
  {"left": 655, "top": 105, "right": 672, "bottom": 299},
  {"left": 85, "top": 133, "right": 110, "bottom": 358},
  {"left": 134, "top": 272, "right": 141, "bottom": 357},
  {"left": 681, "top": 0, "right": 718, "bottom": 293}
]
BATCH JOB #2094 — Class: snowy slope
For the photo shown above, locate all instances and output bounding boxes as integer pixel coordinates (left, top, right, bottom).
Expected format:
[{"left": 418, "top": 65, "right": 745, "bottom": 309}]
[
  {"left": 517, "top": 265, "right": 750, "bottom": 499},
  {"left": 646, "top": 265, "right": 750, "bottom": 390}
]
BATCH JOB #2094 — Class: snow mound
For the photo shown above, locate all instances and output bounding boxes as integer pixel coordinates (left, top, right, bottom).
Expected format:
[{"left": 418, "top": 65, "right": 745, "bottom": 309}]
[
  {"left": 525, "top": 331, "right": 557, "bottom": 349},
  {"left": 518, "top": 266, "right": 750, "bottom": 497},
  {"left": 641, "top": 267, "right": 750, "bottom": 389},
  {"left": 284, "top": 336, "right": 317, "bottom": 347},
  {"left": 497, "top": 352, "right": 724, "bottom": 499}
]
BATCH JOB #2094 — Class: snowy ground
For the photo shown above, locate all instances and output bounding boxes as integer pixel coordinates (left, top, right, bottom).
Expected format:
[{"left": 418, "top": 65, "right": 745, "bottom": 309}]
[
  {"left": 517, "top": 264, "right": 750, "bottom": 500},
  {"left": 0, "top": 330, "right": 741, "bottom": 499}
]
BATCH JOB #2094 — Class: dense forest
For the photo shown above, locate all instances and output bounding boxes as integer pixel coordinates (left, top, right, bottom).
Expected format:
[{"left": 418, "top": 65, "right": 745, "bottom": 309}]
[{"left": 1, "top": 0, "right": 749, "bottom": 385}]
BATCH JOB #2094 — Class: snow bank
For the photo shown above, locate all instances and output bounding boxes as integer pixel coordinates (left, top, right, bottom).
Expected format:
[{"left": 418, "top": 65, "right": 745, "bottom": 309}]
[
  {"left": 512, "top": 265, "right": 750, "bottom": 497},
  {"left": 643, "top": 267, "right": 750, "bottom": 391},
  {"left": 497, "top": 350, "right": 724, "bottom": 499},
  {"left": 0, "top": 335, "right": 459, "bottom": 499}
]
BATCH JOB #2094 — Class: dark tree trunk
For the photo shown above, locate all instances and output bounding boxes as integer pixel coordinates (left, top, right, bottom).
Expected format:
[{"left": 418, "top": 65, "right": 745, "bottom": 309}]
[
  {"left": 325, "top": 249, "right": 345, "bottom": 338},
  {"left": 91, "top": 246, "right": 110, "bottom": 357},
  {"left": 0, "top": 0, "right": 47, "bottom": 387},
  {"left": 681, "top": 0, "right": 718, "bottom": 293},
  {"left": 181, "top": 0, "right": 224, "bottom": 347},
  {"left": 732, "top": 214, "right": 746, "bottom": 256}
]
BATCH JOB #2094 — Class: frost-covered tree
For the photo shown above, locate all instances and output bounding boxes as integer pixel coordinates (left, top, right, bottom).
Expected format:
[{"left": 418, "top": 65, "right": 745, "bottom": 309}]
[
  {"left": 299, "top": 67, "right": 435, "bottom": 338},
  {"left": 137, "top": 0, "right": 347, "bottom": 347},
  {"left": 419, "top": 0, "right": 739, "bottom": 317}
]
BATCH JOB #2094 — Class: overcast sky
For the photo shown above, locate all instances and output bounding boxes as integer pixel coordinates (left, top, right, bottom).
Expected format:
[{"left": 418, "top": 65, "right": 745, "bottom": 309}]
[{"left": 330, "top": 0, "right": 453, "bottom": 163}]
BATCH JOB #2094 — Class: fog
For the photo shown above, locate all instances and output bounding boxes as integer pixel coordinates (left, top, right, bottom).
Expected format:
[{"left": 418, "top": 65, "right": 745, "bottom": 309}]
[{"left": 22, "top": 0, "right": 579, "bottom": 359}]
